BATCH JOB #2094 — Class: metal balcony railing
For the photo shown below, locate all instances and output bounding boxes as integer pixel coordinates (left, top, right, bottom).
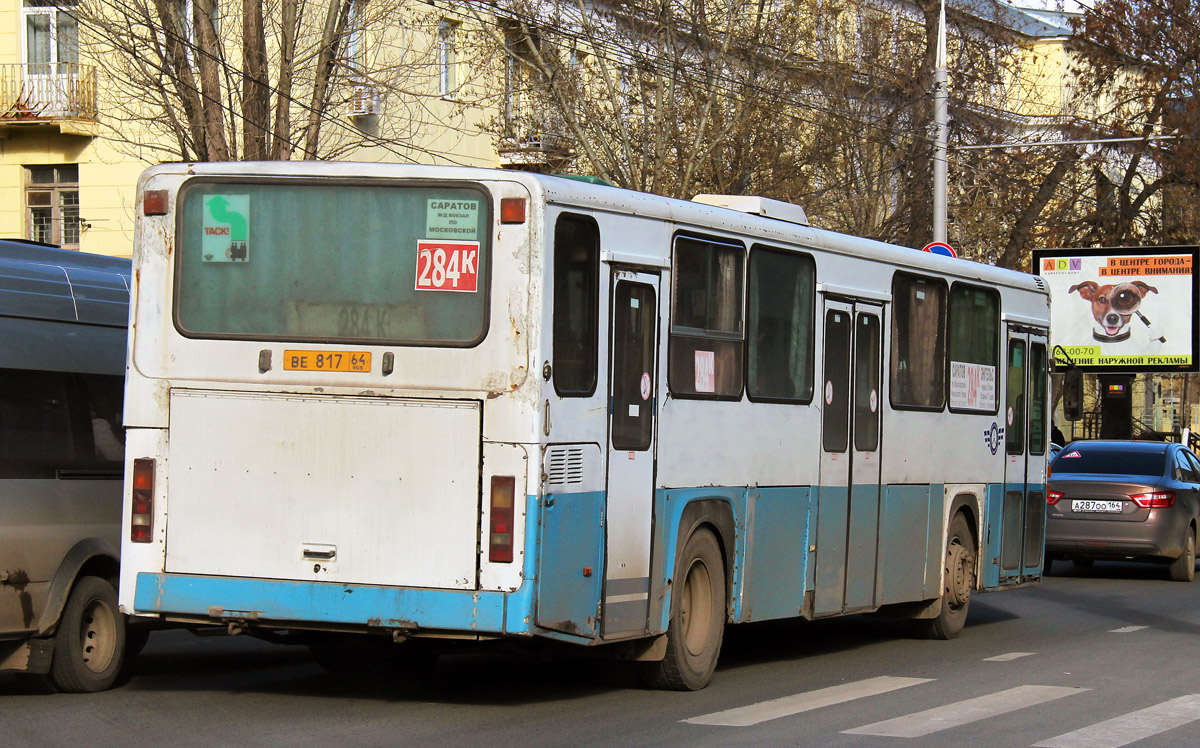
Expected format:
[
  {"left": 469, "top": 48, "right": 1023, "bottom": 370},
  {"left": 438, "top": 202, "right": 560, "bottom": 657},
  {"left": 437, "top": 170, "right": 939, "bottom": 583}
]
[{"left": 0, "top": 63, "right": 98, "bottom": 122}]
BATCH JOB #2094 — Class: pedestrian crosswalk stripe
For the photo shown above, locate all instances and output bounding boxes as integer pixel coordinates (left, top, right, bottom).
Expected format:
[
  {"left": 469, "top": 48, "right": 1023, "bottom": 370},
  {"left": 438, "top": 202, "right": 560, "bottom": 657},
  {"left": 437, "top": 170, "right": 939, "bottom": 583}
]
[
  {"left": 1108, "top": 625, "right": 1148, "bottom": 633},
  {"left": 983, "top": 652, "right": 1035, "bottom": 661},
  {"left": 1032, "top": 694, "right": 1200, "bottom": 748},
  {"left": 843, "top": 685, "right": 1087, "bottom": 738},
  {"left": 683, "top": 676, "right": 933, "bottom": 727}
]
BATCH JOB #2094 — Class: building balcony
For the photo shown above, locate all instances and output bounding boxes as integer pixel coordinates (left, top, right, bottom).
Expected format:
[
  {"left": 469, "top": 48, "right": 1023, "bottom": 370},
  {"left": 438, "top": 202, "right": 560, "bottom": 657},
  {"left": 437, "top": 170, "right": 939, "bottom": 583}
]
[
  {"left": 499, "top": 112, "right": 573, "bottom": 168},
  {"left": 0, "top": 63, "right": 99, "bottom": 135}
]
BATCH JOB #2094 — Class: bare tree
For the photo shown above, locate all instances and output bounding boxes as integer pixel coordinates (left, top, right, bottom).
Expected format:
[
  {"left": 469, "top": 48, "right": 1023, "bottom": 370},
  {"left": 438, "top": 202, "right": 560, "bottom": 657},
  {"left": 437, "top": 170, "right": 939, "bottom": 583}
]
[
  {"left": 1066, "top": 0, "right": 1200, "bottom": 245},
  {"left": 77, "top": 0, "right": 493, "bottom": 162}
]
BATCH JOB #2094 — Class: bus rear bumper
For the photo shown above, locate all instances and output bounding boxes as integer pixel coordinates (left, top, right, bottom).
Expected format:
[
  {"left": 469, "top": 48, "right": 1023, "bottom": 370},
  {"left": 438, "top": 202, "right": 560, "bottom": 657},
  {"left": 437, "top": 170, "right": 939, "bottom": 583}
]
[{"left": 131, "top": 572, "right": 533, "bottom": 637}]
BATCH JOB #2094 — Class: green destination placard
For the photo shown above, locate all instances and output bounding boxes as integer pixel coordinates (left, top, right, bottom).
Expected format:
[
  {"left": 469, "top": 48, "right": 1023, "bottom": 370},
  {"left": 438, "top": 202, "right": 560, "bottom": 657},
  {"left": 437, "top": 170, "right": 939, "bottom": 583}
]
[{"left": 426, "top": 198, "right": 480, "bottom": 239}]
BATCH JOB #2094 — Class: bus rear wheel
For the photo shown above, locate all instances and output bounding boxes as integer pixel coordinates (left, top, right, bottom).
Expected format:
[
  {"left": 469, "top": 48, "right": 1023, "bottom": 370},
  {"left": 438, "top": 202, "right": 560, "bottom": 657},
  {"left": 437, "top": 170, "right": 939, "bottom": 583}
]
[
  {"left": 638, "top": 527, "right": 725, "bottom": 691},
  {"left": 913, "top": 513, "right": 974, "bottom": 640}
]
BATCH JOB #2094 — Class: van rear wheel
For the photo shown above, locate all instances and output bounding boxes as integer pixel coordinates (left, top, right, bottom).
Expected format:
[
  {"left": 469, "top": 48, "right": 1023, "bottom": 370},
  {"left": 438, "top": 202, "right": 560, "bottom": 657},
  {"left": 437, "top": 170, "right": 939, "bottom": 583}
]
[
  {"left": 50, "top": 576, "right": 125, "bottom": 693},
  {"left": 637, "top": 528, "right": 725, "bottom": 690}
]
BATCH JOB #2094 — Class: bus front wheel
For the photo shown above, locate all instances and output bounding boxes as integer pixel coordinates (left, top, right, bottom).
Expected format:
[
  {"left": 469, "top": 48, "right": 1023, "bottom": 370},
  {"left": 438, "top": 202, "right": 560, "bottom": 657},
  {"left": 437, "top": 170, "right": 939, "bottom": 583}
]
[
  {"left": 638, "top": 527, "right": 725, "bottom": 691},
  {"left": 913, "top": 513, "right": 974, "bottom": 640}
]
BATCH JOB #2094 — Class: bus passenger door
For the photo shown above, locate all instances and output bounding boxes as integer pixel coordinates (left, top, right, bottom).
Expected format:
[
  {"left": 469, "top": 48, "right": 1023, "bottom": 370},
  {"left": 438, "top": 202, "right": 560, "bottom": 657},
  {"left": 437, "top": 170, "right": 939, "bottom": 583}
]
[
  {"left": 814, "top": 300, "right": 884, "bottom": 616},
  {"left": 602, "top": 270, "right": 659, "bottom": 638},
  {"left": 999, "top": 330, "right": 1049, "bottom": 584}
]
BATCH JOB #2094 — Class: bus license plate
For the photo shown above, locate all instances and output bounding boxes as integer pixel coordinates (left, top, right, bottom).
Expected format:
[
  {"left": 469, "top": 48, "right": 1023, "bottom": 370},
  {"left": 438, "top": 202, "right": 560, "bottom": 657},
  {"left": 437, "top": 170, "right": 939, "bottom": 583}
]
[
  {"left": 1072, "top": 500, "right": 1123, "bottom": 513},
  {"left": 283, "top": 350, "right": 371, "bottom": 372}
]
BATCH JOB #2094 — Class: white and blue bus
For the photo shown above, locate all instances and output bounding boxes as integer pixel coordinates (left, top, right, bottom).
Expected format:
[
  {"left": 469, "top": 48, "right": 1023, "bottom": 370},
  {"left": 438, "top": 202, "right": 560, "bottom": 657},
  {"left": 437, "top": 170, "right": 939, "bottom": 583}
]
[{"left": 119, "top": 163, "right": 1050, "bottom": 689}]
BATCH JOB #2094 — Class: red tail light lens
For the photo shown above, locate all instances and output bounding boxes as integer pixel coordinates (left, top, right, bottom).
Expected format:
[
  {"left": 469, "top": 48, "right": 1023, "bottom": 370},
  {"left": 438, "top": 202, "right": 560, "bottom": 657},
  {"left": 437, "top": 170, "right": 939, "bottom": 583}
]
[
  {"left": 1131, "top": 491, "right": 1175, "bottom": 508},
  {"left": 489, "top": 476, "right": 516, "bottom": 563},
  {"left": 131, "top": 458, "right": 155, "bottom": 543},
  {"left": 1047, "top": 490, "right": 1064, "bottom": 506}
]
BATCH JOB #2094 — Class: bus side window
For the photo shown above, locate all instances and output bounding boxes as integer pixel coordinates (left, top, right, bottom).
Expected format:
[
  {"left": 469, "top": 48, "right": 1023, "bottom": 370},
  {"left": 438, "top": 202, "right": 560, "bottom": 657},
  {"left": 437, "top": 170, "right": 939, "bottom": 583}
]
[
  {"left": 947, "top": 283, "right": 999, "bottom": 414},
  {"left": 747, "top": 245, "right": 815, "bottom": 402},
  {"left": 552, "top": 214, "right": 600, "bottom": 397},
  {"left": 889, "top": 273, "right": 947, "bottom": 410},
  {"left": 668, "top": 235, "right": 744, "bottom": 399}
]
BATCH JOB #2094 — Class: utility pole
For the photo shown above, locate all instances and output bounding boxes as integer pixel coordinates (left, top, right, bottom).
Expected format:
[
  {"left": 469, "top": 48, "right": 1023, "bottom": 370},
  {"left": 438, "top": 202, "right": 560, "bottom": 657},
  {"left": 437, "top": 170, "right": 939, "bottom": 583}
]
[{"left": 932, "top": 0, "right": 949, "bottom": 243}]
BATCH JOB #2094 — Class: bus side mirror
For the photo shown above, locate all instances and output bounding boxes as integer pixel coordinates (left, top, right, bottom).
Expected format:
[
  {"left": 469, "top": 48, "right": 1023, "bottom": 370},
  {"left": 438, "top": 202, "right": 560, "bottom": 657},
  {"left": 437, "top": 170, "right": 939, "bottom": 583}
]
[{"left": 1062, "top": 367, "right": 1083, "bottom": 422}]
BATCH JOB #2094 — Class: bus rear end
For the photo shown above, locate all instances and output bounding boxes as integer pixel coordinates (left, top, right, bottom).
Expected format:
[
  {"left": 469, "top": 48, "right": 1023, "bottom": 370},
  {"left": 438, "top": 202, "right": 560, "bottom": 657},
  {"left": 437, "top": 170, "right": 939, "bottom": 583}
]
[{"left": 119, "top": 163, "right": 541, "bottom": 647}]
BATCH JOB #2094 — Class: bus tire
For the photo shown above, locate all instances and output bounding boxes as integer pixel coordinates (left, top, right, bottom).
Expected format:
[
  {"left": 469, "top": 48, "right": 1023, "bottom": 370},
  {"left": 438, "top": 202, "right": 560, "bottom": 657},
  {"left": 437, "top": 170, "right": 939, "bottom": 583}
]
[
  {"left": 49, "top": 576, "right": 125, "bottom": 693},
  {"left": 913, "top": 513, "right": 974, "bottom": 640},
  {"left": 637, "top": 527, "right": 725, "bottom": 690}
]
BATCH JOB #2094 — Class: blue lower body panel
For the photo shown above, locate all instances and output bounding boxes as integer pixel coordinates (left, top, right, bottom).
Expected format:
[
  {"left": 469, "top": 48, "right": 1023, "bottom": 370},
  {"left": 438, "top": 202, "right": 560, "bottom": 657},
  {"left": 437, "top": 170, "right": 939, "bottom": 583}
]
[{"left": 133, "top": 572, "right": 518, "bottom": 633}]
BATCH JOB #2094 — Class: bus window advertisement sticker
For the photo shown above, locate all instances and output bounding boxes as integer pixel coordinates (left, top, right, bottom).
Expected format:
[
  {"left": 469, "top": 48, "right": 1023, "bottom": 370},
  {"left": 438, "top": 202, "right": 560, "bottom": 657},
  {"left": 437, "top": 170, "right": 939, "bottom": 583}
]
[
  {"left": 201, "top": 194, "right": 249, "bottom": 262},
  {"left": 950, "top": 361, "right": 997, "bottom": 410},
  {"left": 415, "top": 240, "right": 479, "bottom": 292},
  {"left": 694, "top": 350, "right": 715, "bottom": 393},
  {"left": 640, "top": 372, "right": 651, "bottom": 400},
  {"left": 426, "top": 199, "right": 480, "bottom": 239}
]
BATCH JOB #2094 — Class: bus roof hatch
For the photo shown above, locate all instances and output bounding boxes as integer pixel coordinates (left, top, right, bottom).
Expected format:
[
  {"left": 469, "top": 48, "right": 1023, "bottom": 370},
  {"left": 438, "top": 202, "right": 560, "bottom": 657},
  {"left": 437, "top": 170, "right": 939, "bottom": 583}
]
[{"left": 691, "top": 194, "right": 809, "bottom": 226}]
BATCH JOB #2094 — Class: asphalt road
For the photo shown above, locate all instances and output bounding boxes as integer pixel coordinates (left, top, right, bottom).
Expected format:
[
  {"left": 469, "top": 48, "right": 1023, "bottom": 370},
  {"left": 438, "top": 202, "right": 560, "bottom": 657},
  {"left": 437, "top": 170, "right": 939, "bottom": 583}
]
[{"left": 4, "top": 560, "right": 1200, "bottom": 748}]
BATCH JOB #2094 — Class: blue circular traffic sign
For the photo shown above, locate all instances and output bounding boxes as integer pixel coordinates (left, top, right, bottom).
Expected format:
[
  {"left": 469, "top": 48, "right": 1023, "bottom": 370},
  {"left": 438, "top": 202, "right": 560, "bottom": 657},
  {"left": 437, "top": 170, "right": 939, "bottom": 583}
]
[{"left": 922, "top": 241, "right": 957, "bottom": 258}]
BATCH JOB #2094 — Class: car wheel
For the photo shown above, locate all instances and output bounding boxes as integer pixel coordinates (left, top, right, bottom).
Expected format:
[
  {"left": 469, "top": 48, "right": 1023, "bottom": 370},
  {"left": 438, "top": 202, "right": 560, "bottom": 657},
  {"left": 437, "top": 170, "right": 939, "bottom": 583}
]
[
  {"left": 913, "top": 512, "right": 975, "bottom": 640},
  {"left": 49, "top": 576, "right": 125, "bottom": 693},
  {"left": 1168, "top": 527, "right": 1196, "bottom": 582},
  {"left": 636, "top": 527, "right": 725, "bottom": 690}
]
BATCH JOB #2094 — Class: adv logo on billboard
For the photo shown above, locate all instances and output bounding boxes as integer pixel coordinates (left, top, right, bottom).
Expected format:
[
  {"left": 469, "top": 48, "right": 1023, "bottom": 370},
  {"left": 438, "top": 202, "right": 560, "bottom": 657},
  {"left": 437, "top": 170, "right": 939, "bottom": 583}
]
[{"left": 1042, "top": 257, "right": 1082, "bottom": 272}]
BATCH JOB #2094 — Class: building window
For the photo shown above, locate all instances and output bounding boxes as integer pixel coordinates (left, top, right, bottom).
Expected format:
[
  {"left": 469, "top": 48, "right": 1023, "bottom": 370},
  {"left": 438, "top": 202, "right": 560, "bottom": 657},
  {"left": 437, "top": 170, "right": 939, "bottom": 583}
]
[
  {"left": 27, "top": 164, "right": 80, "bottom": 248},
  {"left": 23, "top": 0, "right": 79, "bottom": 75},
  {"left": 438, "top": 19, "right": 459, "bottom": 97}
]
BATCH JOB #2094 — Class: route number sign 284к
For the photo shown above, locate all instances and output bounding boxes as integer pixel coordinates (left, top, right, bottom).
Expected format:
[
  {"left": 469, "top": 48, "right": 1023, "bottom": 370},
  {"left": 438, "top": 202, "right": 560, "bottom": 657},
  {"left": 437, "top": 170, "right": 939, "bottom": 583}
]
[{"left": 416, "top": 240, "right": 479, "bottom": 292}]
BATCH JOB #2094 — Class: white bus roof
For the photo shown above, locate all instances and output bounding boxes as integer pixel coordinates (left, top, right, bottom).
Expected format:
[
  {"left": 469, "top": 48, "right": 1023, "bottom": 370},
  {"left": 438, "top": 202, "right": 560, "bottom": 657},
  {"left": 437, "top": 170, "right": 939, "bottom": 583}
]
[{"left": 145, "top": 161, "right": 1047, "bottom": 298}]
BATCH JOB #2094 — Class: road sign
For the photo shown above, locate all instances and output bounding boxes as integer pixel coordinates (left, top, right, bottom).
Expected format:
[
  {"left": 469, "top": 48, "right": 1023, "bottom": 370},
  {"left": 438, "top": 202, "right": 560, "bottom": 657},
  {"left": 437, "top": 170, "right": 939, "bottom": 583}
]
[{"left": 922, "top": 241, "right": 957, "bottom": 258}]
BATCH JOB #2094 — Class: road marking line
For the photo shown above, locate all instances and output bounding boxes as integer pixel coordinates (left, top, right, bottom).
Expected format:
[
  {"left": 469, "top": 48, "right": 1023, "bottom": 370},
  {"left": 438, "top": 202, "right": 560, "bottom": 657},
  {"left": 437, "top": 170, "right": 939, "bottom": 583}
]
[
  {"left": 1108, "top": 625, "right": 1148, "bottom": 633},
  {"left": 843, "top": 685, "right": 1087, "bottom": 738},
  {"left": 683, "top": 676, "right": 933, "bottom": 727},
  {"left": 1033, "top": 694, "right": 1200, "bottom": 748},
  {"left": 984, "top": 652, "right": 1035, "bottom": 662}
]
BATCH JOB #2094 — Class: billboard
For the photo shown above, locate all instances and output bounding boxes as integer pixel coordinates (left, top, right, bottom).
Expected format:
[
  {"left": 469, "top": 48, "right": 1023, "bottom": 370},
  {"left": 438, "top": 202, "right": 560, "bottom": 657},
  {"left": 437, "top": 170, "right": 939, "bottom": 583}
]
[{"left": 1033, "top": 246, "right": 1199, "bottom": 373}]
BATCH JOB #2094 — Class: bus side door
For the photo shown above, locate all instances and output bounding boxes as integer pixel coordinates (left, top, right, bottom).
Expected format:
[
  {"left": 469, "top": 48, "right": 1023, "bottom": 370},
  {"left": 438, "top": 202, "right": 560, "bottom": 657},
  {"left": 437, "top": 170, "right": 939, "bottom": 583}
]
[
  {"left": 814, "top": 299, "right": 884, "bottom": 616},
  {"left": 602, "top": 270, "right": 660, "bottom": 638},
  {"left": 999, "top": 329, "right": 1050, "bottom": 585}
]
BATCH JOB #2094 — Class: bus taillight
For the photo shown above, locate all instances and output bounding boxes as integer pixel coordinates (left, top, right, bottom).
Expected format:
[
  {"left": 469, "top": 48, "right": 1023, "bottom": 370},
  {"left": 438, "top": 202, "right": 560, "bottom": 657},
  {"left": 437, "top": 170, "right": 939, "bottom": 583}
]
[
  {"left": 489, "top": 476, "right": 516, "bottom": 563},
  {"left": 131, "top": 458, "right": 156, "bottom": 543}
]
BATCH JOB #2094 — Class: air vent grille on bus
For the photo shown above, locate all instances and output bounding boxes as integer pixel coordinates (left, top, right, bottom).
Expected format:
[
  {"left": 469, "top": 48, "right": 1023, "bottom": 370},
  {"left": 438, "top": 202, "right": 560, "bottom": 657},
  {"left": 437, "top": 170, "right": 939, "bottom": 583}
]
[
  {"left": 547, "top": 446, "right": 585, "bottom": 486},
  {"left": 1034, "top": 277, "right": 1047, "bottom": 292}
]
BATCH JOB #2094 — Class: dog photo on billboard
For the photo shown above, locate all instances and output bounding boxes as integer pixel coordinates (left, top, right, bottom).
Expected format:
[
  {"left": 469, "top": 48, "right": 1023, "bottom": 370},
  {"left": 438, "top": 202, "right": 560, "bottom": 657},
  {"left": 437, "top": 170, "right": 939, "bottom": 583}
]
[{"left": 1068, "top": 280, "right": 1166, "bottom": 345}]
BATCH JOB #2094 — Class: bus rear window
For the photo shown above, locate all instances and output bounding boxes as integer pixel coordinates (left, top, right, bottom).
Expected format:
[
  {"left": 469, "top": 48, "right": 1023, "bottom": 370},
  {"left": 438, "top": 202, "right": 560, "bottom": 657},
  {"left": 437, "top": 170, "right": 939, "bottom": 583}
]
[{"left": 175, "top": 181, "right": 490, "bottom": 345}]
